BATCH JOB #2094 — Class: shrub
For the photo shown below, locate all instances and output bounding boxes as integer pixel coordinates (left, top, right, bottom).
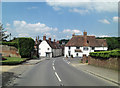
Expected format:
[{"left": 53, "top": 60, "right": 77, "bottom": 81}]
[
  {"left": 2, "top": 42, "right": 18, "bottom": 48},
  {"left": 90, "top": 50, "right": 120, "bottom": 59},
  {"left": 18, "top": 37, "right": 35, "bottom": 58}
]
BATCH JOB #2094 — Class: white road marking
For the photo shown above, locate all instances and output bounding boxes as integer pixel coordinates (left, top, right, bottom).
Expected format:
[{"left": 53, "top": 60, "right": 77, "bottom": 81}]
[
  {"left": 55, "top": 72, "right": 62, "bottom": 82},
  {"left": 53, "top": 66, "right": 55, "bottom": 70},
  {"left": 52, "top": 63, "right": 54, "bottom": 66}
]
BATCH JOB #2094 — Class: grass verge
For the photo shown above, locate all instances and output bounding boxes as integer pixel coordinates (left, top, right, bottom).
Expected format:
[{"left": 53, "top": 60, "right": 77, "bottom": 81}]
[{"left": 1, "top": 57, "right": 28, "bottom": 65}]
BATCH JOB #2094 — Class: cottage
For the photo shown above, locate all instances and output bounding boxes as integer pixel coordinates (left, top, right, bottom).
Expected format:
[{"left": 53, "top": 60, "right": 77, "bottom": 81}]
[
  {"left": 64, "top": 31, "right": 108, "bottom": 57},
  {"left": 38, "top": 35, "right": 62, "bottom": 58}
]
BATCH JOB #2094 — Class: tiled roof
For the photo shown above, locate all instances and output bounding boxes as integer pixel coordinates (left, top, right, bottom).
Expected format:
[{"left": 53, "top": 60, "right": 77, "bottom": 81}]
[
  {"left": 46, "top": 40, "right": 62, "bottom": 49},
  {"left": 65, "top": 35, "right": 107, "bottom": 47}
]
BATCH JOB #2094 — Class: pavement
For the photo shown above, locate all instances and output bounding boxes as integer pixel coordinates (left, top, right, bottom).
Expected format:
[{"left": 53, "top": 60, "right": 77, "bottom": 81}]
[
  {"left": 9, "top": 57, "right": 118, "bottom": 86},
  {"left": 1, "top": 58, "right": 45, "bottom": 86},
  {"left": 64, "top": 57, "right": 119, "bottom": 85}
]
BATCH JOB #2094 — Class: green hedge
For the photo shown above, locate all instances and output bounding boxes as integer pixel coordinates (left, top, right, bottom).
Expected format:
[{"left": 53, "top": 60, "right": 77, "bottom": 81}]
[
  {"left": 2, "top": 42, "right": 18, "bottom": 48},
  {"left": 18, "top": 37, "right": 35, "bottom": 58},
  {"left": 90, "top": 50, "right": 120, "bottom": 59}
]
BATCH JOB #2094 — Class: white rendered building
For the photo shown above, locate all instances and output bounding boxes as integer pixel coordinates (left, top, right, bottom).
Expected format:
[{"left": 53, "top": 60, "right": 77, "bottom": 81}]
[
  {"left": 39, "top": 36, "right": 62, "bottom": 58},
  {"left": 64, "top": 32, "right": 108, "bottom": 57}
]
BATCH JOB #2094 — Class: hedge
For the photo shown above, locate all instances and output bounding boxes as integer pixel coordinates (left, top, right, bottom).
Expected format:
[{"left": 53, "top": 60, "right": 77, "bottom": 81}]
[
  {"left": 18, "top": 37, "right": 35, "bottom": 58},
  {"left": 2, "top": 42, "right": 18, "bottom": 48},
  {"left": 90, "top": 50, "right": 120, "bottom": 59},
  {"left": 1, "top": 37, "right": 35, "bottom": 58}
]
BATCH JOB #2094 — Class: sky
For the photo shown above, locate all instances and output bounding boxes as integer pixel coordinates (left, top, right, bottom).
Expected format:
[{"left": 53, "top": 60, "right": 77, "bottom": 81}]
[{"left": 1, "top": 0, "right": 119, "bottom": 41}]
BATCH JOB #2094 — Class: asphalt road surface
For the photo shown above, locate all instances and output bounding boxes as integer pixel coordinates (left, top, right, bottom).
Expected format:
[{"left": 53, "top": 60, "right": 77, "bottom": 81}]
[{"left": 13, "top": 57, "right": 118, "bottom": 86}]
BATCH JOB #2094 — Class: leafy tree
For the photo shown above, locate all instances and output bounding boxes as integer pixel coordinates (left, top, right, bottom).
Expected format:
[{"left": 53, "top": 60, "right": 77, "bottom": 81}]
[{"left": 0, "top": 23, "right": 9, "bottom": 41}]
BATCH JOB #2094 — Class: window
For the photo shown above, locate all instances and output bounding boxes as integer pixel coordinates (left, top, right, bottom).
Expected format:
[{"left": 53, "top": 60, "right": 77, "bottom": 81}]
[
  {"left": 92, "top": 47, "right": 94, "bottom": 50},
  {"left": 48, "top": 48, "right": 49, "bottom": 50},
  {"left": 76, "top": 47, "right": 80, "bottom": 49},
  {"left": 83, "top": 47, "right": 88, "bottom": 51},
  {"left": 68, "top": 51, "right": 71, "bottom": 56},
  {"left": 68, "top": 46, "right": 71, "bottom": 49},
  {"left": 76, "top": 53, "right": 78, "bottom": 57}
]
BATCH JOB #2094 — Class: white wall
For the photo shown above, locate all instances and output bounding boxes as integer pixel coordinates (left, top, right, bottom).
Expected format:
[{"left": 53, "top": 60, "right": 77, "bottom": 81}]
[
  {"left": 39, "top": 40, "right": 52, "bottom": 57},
  {"left": 64, "top": 46, "right": 108, "bottom": 57}
]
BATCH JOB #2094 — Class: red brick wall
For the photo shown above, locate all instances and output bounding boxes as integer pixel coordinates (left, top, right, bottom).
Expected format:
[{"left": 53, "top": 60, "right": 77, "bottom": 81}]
[
  {"left": 0, "top": 45, "right": 21, "bottom": 58},
  {"left": 88, "top": 56, "right": 119, "bottom": 70}
]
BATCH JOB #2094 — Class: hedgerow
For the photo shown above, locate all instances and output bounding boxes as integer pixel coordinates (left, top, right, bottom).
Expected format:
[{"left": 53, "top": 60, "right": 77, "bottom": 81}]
[
  {"left": 18, "top": 37, "right": 35, "bottom": 58},
  {"left": 90, "top": 50, "right": 120, "bottom": 59},
  {"left": 2, "top": 42, "right": 18, "bottom": 48}
]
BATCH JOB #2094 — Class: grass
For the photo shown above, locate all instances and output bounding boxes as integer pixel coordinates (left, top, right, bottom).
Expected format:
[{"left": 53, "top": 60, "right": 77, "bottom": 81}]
[{"left": 1, "top": 57, "right": 28, "bottom": 65}]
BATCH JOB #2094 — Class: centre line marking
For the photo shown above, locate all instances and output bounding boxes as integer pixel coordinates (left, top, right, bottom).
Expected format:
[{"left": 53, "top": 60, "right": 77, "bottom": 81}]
[
  {"left": 53, "top": 66, "right": 55, "bottom": 70},
  {"left": 55, "top": 72, "right": 62, "bottom": 82},
  {"left": 52, "top": 63, "right": 54, "bottom": 66}
]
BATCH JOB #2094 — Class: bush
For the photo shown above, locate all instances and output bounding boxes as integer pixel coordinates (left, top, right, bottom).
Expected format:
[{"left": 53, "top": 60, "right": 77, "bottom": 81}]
[
  {"left": 18, "top": 37, "right": 35, "bottom": 58},
  {"left": 31, "top": 55, "right": 38, "bottom": 59},
  {"left": 2, "top": 42, "right": 18, "bottom": 48},
  {"left": 90, "top": 50, "right": 120, "bottom": 59}
]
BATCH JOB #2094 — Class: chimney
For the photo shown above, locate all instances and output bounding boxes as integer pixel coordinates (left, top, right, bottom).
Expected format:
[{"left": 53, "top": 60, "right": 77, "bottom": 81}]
[
  {"left": 83, "top": 31, "right": 88, "bottom": 46},
  {"left": 54, "top": 39, "right": 56, "bottom": 42},
  {"left": 72, "top": 33, "right": 75, "bottom": 37},
  {"left": 43, "top": 35, "right": 46, "bottom": 40},
  {"left": 57, "top": 40, "right": 59, "bottom": 44},
  {"left": 83, "top": 31, "right": 87, "bottom": 36},
  {"left": 49, "top": 37, "right": 51, "bottom": 41}
]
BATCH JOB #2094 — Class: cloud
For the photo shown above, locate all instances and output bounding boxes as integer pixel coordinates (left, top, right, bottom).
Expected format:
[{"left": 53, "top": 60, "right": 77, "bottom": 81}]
[
  {"left": 113, "top": 16, "right": 119, "bottom": 22},
  {"left": 53, "top": 6, "right": 61, "bottom": 11},
  {"left": 6, "top": 23, "right": 10, "bottom": 26},
  {"left": 98, "top": 19, "right": 110, "bottom": 24},
  {"left": 6, "top": 20, "right": 58, "bottom": 39},
  {"left": 18, "top": 33, "right": 29, "bottom": 37},
  {"left": 69, "top": 8, "right": 89, "bottom": 15},
  {"left": 46, "top": 0, "right": 118, "bottom": 13},
  {"left": 63, "top": 29, "right": 82, "bottom": 34},
  {"left": 98, "top": 35, "right": 110, "bottom": 37}
]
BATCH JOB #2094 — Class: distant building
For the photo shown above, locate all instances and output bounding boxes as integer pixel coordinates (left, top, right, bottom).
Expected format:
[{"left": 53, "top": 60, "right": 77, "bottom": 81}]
[
  {"left": 64, "top": 31, "right": 108, "bottom": 57},
  {"left": 38, "top": 35, "right": 62, "bottom": 58}
]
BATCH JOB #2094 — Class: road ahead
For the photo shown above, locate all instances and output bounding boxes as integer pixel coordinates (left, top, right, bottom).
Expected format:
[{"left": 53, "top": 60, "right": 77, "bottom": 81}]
[{"left": 13, "top": 57, "right": 117, "bottom": 86}]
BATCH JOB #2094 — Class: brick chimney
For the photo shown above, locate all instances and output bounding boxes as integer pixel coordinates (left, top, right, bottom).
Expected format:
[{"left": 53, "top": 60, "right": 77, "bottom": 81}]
[
  {"left": 49, "top": 37, "right": 51, "bottom": 41},
  {"left": 57, "top": 40, "right": 59, "bottom": 44},
  {"left": 72, "top": 33, "right": 75, "bottom": 37},
  {"left": 54, "top": 39, "right": 56, "bottom": 42},
  {"left": 43, "top": 35, "right": 46, "bottom": 40},
  {"left": 83, "top": 31, "right": 88, "bottom": 46}
]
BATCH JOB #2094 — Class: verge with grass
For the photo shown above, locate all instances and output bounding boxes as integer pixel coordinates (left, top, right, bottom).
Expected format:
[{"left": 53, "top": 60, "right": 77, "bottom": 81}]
[{"left": 1, "top": 57, "right": 28, "bottom": 65}]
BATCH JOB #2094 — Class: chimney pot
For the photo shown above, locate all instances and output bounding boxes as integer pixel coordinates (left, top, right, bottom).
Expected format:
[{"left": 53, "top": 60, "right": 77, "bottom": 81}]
[
  {"left": 72, "top": 33, "right": 75, "bottom": 37},
  {"left": 43, "top": 35, "right": 46, "bottom": 40},
  {"left": 49, "top": 37, "right": 51, "bottom": 41}
]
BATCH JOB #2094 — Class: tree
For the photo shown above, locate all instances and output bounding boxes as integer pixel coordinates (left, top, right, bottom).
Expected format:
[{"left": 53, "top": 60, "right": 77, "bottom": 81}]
[{"left": 0, "top": 23, "right": 9, "bottom": 41}]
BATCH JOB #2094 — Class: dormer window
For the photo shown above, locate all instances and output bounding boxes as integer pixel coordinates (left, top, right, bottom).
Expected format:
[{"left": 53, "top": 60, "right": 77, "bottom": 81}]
[{"left": 76, "top": 47, "right": 80, "bottom": 49}]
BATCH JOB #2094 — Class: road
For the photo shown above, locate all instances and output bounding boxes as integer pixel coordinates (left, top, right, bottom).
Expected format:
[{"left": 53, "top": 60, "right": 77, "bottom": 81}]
[{"left": 12, "top": 57, "right": 118, "bottom": 86}]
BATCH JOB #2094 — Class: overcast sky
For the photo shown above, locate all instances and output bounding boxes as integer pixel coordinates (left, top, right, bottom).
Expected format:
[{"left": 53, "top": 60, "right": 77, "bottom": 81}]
[{"left": 2, "top": 0, "right": 119, "bottom": 40}]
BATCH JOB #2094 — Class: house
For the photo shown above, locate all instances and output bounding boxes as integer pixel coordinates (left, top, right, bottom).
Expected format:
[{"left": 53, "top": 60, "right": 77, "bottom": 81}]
[
  {"left": 38, "top": 35, "right": 62, "bottom": 58},
  {"left": 64, "top": 31, "right": 108, "bottom": 57}
]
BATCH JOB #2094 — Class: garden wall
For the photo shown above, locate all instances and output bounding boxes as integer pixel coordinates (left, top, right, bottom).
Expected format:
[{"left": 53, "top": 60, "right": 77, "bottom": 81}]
[
  {"left": 88, "top": 56, "right": 119, "bottom": 70},
  {"left": 0, "top": 45, "right": 21, "bottom": 58}
]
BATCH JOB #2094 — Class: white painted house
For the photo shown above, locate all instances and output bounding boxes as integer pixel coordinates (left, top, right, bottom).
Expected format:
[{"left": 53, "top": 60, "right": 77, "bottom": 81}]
[
  {"left": 39, "top": 36, "right": 62, "bottom": 58},
  {"left": 64, "top": 32, "right": 108, "bottom": 57}
]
